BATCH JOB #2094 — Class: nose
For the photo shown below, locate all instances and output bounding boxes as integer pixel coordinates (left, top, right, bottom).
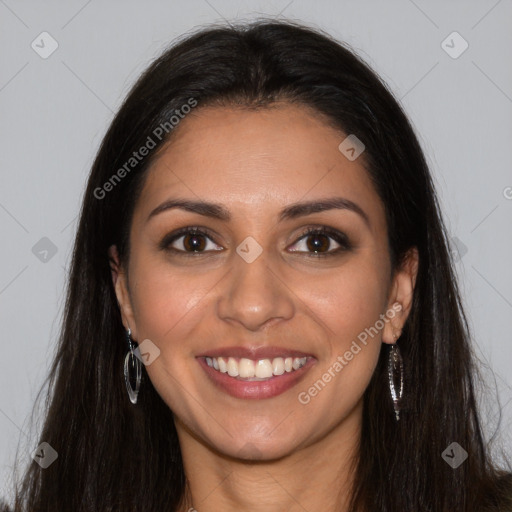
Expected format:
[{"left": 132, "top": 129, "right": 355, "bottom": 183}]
[{"left": 216, "top": 250, "right": 295, "bottom": 332}]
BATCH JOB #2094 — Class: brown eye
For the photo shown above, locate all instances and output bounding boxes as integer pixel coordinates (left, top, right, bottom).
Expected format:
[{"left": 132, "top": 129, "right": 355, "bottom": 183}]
[
  {"left": 305, "top": 232, "right": 331, "bottom": 252},
  {"left": 288, "top": 227, "right": 351, "bottom": 256},
  {"left": 181, "top": 232, "right": 207, "bottom": 252},
  {"left": 160, "top": 227, "right": 223, "bottom": 254}
]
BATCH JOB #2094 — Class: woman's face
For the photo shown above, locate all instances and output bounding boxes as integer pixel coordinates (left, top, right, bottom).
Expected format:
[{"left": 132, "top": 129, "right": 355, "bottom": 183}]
[{"left": 112, "top": 103, "right": 417, "bottom": 460}]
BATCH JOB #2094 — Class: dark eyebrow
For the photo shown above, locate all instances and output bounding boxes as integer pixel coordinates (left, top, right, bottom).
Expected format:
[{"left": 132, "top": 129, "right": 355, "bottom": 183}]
[
  {"left": 279, "top": 197, "right": 370, "bottom": 227},
  {"left": 147, "top": 196, "right": 370, "bottom": 227}
]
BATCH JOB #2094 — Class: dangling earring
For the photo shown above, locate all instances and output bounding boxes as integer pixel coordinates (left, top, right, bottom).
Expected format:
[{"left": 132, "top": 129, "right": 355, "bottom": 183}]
[
  {"left": 388, "top": 334, "right": 404, "bottom": 421},
  {"left": 124, "top": 328, "right": 142, "bottom": 404}
]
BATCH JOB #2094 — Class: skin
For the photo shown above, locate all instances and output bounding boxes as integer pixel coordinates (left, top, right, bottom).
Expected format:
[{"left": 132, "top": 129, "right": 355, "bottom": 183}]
[{"left": 110, "top": 103, "right": 418, "bottom": 512}]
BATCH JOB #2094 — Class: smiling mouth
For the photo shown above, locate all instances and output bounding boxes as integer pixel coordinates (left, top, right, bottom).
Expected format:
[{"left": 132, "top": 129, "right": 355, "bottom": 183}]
[
  {"left": 203, "top": 356, "right": 310, "bottom": 380},
  {"left": 197, "top": 353, "right": 316, "bottom": 399}
]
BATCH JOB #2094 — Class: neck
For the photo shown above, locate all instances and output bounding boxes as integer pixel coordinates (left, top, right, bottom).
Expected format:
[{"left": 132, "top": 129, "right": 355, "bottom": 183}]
[{"left": 176, "top": 401, "right": 362, "bottom": 512}]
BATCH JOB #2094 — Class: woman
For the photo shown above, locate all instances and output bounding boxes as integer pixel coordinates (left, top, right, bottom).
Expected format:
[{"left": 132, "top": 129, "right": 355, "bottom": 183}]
[{"left": 3, "top": 19, "right": 511, "bottom": 512}]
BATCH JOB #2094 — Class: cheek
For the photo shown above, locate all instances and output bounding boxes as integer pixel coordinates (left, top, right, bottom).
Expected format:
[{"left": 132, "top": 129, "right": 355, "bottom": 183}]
[
  {"left": 127, "top": 255, "right": 208, "bottom": 344},
  {"left": 298, "top": 255, "right": 388, "bottom": 404},
  {"left": 126, "top": 260, "right": 211, "bottom": 408},
  {"left": 304, "top": 258, "right": 389, "bottom": 340},
  {"left": 295, "top": 262, "right": 386, "bottom": 420}
]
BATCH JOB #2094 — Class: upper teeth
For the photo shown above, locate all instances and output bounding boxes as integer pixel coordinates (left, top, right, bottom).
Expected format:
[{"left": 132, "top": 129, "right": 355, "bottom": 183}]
[{"left": 205, "top": 356, "right": 308, "bottom": 379}]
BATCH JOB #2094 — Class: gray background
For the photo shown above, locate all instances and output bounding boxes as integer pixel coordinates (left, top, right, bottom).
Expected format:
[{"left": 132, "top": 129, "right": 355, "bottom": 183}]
[{"left": 1, "top": 0, "right": 511, "bottom": 499}]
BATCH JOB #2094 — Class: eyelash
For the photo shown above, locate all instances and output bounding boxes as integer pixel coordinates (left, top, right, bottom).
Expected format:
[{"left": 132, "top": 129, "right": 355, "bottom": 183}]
[{"left": 159, "top": 226, "right": 352, "bottom": 258}]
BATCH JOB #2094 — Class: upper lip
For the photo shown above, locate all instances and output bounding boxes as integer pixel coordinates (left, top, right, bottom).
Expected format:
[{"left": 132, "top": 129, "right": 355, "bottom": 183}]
[{"left": 196, "top": 346, "right": 315, "bottom": 360}]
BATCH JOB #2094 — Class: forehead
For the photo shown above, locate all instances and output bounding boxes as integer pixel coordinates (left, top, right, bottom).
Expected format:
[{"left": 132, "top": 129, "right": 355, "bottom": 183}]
[{"left": 134, "top": 103, "right": 385, "bottom": 231}]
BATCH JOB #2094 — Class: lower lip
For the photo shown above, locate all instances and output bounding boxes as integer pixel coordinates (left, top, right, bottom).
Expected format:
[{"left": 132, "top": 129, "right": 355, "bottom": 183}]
[{"left": 197, "top": 357, "right": 316, "bottom": 399}]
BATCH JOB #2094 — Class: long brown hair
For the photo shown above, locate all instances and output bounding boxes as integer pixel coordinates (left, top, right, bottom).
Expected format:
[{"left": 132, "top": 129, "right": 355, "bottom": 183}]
[{"left": 3, "top": 19, "right": 511, "bottom": 511}]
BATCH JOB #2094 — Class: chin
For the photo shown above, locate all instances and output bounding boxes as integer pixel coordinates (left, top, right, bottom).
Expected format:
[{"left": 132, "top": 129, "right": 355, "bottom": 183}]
[{"left": 210, "top": 433, "right": 305, "bottom": 462}]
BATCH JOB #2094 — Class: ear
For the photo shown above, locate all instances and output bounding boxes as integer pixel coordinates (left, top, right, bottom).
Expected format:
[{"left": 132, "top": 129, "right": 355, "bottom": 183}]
[
  {"left": 382, "top": 247, "right": 419, "bottom": 345},
  {"left": 108, "top": 245, "right": 139, "bottom": 340}
]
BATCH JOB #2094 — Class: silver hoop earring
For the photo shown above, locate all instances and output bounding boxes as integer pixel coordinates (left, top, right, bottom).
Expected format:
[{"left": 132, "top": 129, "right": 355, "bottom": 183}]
[
  {"left": 124, "top": 328, "right": 142, "bottom": 404},
  {"left": 388, "top": 342, "right": 404, "bottom": 421}
]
